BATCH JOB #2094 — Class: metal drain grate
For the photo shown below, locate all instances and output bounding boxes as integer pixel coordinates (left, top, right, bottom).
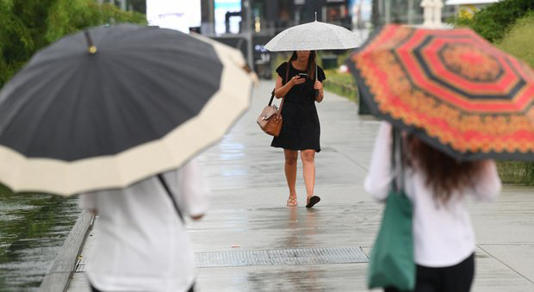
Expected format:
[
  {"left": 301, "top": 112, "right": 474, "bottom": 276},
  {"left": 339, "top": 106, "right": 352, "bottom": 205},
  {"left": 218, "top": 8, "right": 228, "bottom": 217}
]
[{"left": 195, "top": 247, "right": 368, "bottom": 267}]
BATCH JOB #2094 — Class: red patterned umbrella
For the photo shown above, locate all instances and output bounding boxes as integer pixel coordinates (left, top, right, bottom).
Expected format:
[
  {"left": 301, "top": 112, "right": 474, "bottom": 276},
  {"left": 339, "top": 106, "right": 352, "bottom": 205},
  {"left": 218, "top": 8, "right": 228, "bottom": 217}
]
[{"left": 349, "top": 24, "right": 534, "bottom": 161}]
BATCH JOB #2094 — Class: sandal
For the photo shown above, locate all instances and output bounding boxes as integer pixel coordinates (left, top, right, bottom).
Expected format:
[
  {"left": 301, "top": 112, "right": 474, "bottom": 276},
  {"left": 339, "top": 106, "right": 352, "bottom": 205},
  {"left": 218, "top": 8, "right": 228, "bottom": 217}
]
[
  {"left": 286, "top": 196, "right": 297, "bottom": 207},
  {"left": 306, "top": 195, "right": 320, "bottom": 208}
]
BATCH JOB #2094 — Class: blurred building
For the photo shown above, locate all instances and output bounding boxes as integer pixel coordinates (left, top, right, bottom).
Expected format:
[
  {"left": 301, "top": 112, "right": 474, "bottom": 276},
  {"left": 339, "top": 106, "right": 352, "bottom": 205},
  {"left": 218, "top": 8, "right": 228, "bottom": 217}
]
[
  {"left": 370, "top": 0, "right": 457, "bottom": 26},
  {"left": 198, "top": 0, "right": 354, "bottom": 78}
]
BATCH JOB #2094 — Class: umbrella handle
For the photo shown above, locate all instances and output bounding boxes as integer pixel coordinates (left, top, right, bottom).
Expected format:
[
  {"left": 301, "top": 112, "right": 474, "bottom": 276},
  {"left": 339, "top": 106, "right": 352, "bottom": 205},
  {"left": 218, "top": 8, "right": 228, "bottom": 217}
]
[{"left": 315, "top": 63, "right": 319, "bottom": 98}]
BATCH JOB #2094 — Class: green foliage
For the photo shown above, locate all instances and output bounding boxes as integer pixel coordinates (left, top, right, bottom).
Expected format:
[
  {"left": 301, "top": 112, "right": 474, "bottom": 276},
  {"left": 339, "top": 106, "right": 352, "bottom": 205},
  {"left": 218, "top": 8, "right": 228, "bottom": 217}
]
[
  {"left": 497, "top": 161, "right": 534, "bottom": 186},
  {"left": 0, "top": 0, "right": 145, "bottom": 88},
  {"left": 496, "top": 11, "right": 534, "bottom": 68},
  {"left": 492, "top": 12, "right": 534, "bottom": 185},
  {"left": 451, "top": 0, "right": 534, "bottom": 42},
  {"left": 323, "top": 69, "right": 358, "bottom": 102}
]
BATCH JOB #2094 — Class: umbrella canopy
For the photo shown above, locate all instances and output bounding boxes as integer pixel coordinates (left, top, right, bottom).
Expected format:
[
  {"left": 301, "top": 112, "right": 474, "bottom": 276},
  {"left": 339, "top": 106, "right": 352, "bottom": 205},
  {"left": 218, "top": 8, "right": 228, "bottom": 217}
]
[
  {"left": 349, "top": 24, "right": 534, "bottom": 161},
  {"left": 264, "top": 20, "right": 362, "bottom": 52},
  {"left": 0, "top": 24, "right": 253, "bottom": 195}
]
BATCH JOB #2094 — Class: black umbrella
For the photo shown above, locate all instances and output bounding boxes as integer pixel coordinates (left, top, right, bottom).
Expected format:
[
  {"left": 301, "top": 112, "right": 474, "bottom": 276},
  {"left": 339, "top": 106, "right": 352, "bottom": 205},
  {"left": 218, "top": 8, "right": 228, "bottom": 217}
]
[{"left": 0, "top": 24, "right": 253, "bottom": 195}]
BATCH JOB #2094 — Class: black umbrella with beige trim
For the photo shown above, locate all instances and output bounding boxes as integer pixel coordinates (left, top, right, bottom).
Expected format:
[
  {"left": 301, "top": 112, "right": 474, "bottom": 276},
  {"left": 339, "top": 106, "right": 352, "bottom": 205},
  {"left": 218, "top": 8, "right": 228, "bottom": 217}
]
[{"left": 0, "top": 24, "right": 253, "bottom": 196}]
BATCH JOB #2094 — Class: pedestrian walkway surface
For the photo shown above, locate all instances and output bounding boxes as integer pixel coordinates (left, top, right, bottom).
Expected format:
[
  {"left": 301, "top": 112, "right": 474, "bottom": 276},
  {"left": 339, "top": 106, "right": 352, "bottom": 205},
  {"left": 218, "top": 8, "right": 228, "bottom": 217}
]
[{"left": 68, "top": 81, "right": 534, "bottom": 292}]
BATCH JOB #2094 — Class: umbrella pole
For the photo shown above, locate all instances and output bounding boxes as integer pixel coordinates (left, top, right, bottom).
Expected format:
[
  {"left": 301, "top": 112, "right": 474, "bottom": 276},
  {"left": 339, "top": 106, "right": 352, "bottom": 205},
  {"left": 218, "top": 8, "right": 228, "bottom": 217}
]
[{"left": 315, "top": 62, "right": 319, "bottom": 98}]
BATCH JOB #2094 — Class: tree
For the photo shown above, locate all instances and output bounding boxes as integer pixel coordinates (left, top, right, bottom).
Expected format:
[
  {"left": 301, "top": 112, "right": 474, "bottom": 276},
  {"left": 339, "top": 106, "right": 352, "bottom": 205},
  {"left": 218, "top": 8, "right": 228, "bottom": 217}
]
[
  {"left": 452, "top": 0, "right": 534, "bottom": 42},
  {"left": 0, "top": 0, "right": 145, "bottom": 88}
]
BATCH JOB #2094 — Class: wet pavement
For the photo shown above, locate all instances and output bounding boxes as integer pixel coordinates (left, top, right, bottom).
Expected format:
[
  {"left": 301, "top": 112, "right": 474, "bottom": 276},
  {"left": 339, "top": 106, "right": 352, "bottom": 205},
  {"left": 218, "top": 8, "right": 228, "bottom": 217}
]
[{"left": 68, "top": 81, "right": 534, "bottom": 291}]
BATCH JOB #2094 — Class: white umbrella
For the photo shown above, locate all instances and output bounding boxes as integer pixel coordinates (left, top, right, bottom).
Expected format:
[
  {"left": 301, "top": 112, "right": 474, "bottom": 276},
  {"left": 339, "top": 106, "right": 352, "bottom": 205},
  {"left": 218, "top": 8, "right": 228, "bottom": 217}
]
[
  {"left": 264, "top": 15, "right": 361, "bottom": 81},
  {"left": 264, "top": 20, "right": 362, "bottom": 52}
]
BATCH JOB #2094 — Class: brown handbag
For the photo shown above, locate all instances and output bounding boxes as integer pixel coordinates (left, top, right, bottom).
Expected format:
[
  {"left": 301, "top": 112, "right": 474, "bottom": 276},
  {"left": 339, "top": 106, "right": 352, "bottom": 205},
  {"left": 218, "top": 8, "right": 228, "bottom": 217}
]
[{"left": 257, "top": 62, "right": 290, "bottom": 137}]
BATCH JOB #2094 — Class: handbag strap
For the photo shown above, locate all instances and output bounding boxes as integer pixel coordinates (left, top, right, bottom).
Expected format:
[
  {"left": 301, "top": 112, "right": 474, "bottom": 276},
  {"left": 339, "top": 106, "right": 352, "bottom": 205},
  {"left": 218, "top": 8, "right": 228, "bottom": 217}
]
[
  {"left": 269, "top": 62, "right": 291, "bottom": 113},
  {"left": 391, "top": 127, "right": 405, "bottom": 193},
  {"left": 157, "top": 174, "right": 185, "bottom": 224}
]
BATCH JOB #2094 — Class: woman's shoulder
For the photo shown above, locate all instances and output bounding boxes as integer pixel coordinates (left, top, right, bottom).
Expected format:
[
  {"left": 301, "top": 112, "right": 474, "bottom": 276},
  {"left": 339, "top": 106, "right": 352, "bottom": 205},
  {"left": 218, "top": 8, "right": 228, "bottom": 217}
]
[
  {"left": 276, "top": 61, "right": 289, "bottom": 71},
  {"left": 276, "top": 62, "right": 290, "bottom": 77}
]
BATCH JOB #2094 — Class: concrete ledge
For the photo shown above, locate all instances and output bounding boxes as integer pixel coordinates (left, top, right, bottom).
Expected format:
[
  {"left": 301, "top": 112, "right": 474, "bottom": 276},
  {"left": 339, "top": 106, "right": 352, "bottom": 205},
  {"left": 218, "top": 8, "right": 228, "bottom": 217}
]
[{"left": 39, "top": 210, "right": 94, "bottom": 292}]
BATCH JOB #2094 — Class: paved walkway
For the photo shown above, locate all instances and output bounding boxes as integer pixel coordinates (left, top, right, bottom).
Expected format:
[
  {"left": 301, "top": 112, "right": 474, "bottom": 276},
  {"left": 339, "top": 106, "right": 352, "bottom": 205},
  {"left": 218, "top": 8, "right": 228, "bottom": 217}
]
[{"left": 68, "top": 81, "right": 534, "bottom": 292}]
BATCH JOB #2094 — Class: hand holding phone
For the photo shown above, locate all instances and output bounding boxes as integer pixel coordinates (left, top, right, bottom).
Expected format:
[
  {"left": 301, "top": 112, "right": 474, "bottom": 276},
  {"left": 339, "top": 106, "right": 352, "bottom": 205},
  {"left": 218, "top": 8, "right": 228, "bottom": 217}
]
[{"left": 291, "top": 74, "right": 306, "bottom": 86}]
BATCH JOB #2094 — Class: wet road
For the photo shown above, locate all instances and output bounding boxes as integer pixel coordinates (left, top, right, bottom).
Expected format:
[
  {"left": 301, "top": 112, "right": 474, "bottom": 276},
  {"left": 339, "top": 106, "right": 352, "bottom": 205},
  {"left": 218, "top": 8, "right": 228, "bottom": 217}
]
[
  {"left": 190, "top": 81, "right": 534, "bottom": 292},
  {"left": 191, "top": 81, "right": 381, "bottom": 291},
  {"left": 68, "top": 81, "right": 534, "bottom": 292}
]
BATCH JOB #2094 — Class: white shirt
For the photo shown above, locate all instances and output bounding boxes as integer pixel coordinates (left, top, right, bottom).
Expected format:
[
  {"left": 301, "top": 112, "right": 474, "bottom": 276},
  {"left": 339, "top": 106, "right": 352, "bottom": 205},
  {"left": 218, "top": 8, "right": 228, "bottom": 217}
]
[
  {"left": 364, "top": 122, "right": 501, "bottom": 267},
  {"left": 79, "top": 159, "right": 208, "bottom": 292}
]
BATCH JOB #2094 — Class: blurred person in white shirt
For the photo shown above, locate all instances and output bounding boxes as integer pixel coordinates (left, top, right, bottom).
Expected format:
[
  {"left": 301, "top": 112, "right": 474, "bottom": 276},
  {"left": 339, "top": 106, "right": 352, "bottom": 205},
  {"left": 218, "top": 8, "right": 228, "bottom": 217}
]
[
  {"left": 79, "top": 158, "right": 208, "bottom": 292},
  {"left": 365, "top": 122, "right": 501, "bottom": 292}
]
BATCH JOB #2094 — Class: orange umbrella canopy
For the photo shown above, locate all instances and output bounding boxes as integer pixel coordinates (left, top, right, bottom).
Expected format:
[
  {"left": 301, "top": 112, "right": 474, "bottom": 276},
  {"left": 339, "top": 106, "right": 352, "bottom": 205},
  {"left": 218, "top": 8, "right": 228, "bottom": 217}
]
[{"left": 349, "top": 24, "right": 534, "bottom": 161}]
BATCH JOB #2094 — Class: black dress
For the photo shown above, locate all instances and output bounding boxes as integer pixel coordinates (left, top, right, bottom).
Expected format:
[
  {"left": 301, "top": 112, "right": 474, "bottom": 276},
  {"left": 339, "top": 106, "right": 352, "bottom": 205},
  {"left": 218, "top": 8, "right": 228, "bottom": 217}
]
[{"left": 271, "top": 62, "right": 326, "bottom": 152}]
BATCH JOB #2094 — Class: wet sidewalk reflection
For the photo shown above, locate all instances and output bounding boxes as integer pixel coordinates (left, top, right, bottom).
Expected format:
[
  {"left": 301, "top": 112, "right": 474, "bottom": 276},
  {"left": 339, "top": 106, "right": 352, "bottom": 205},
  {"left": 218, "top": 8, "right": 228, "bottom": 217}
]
[{"left": 190, "top": 81, "right": 380, "bottom": 291}]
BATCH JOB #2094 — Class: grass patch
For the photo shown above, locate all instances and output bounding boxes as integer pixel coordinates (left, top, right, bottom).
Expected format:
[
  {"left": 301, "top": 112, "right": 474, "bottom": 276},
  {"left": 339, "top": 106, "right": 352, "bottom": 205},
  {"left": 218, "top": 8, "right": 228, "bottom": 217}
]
[
  {"left": 323, "top": 69, "right": 358, "bottom": 102},
  {"left": 497, "top": 161, "right": 534, "bottom": 185}
]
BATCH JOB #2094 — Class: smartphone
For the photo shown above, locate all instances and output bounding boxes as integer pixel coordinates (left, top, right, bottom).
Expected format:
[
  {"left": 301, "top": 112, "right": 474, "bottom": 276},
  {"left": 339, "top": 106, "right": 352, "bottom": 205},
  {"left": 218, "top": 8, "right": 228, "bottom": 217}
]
[{"left": 298, "top": 73, "right": 308, "bottom": 79}]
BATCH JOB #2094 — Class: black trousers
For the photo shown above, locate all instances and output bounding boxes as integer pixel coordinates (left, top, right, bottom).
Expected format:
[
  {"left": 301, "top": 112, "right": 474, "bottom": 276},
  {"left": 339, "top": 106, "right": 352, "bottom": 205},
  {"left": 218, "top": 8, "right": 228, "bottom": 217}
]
[
  {"left": 385, "top": 253, "right": 475, "bottom": 292},
  {"left": 90, "top": 282, "right": 195, "bottom": 292}
]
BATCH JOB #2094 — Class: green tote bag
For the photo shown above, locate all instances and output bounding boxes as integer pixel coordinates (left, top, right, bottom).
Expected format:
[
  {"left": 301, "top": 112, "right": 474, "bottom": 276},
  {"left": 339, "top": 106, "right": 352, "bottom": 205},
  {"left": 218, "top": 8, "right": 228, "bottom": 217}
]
[{"left": 367, "top": 128, "right": 415, "bottom": 291}]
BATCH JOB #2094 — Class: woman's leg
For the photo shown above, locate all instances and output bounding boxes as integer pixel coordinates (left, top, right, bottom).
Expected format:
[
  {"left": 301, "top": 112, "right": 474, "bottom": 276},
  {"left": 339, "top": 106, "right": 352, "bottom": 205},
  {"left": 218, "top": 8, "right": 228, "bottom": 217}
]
[
  {"left": 414, "top": 265, "right": 439, "bottom": 292},
  {"left": 284, "top": 150, "right": 298, "bottom": 205},
  {"left": 439, "top": 253, "right": 474, "bottom": 292},
  {"left": 301, "top": 149, "right": 316, "bottom": 199}
]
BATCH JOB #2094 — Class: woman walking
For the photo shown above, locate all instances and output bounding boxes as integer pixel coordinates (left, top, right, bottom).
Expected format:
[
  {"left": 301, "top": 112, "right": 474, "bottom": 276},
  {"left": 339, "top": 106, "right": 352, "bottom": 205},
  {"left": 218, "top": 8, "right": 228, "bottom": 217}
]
[
  {"left": 365, "top": 122, "right": 501, "bottom": 292},
  {"left": 272, "top": 50, "right": 326, "bottom": 208},
  {"left": 79, "top": 158, "right": 208, "bottom": 292}
]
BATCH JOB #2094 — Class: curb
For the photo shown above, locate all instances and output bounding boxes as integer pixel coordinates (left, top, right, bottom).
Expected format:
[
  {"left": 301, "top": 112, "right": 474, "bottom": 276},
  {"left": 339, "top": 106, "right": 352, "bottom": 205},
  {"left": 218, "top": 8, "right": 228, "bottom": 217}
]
[{"left": 39, "top": 210, "right": 94, "bottom": 292}]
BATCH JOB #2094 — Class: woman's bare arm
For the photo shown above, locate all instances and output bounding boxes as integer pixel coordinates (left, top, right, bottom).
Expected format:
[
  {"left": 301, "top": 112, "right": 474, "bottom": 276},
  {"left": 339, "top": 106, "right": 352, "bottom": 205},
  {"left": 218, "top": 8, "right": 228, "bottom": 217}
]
[
  {"left": 314, "top": 80, "right": 324, "bottom": 102},
  {"left": 274, "top": 75, "right": 305, "bottom": 98}
]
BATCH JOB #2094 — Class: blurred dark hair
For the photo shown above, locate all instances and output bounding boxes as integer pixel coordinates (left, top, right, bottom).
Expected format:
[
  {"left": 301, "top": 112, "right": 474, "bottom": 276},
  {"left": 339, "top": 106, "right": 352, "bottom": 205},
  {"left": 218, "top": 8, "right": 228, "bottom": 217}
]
[
  {"left": 290, "top": 51, "right": 316, "bottom": 79},
  {"left": 405, "top": 134, "right": 484, "bottom": 203}
]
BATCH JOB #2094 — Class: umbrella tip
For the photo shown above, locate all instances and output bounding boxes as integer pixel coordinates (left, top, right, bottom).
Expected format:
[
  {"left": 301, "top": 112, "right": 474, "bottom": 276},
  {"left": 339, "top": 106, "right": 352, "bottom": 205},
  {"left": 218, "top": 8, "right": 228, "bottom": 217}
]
[
  {"left": 84, "top": 30, "right": 97, "bottom": 55},
  {"left": 315, "top": 11, "right": 317, "bottom": 21}
]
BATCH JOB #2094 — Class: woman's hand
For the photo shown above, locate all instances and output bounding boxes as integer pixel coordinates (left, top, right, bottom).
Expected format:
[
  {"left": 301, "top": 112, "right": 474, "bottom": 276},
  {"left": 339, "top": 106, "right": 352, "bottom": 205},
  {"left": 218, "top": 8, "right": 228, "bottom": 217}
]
[
  {"left": 314, "top": 81, "right": 324, "bottom": 102},
  {"left": 191, "top": 213, "right": 205, "bottom": 221},
  {"left": 314, "top": 80, "right": 323, "bottom": 90},
  {"left": 290, "top": 75, "right": 306, "bottom": 86}
]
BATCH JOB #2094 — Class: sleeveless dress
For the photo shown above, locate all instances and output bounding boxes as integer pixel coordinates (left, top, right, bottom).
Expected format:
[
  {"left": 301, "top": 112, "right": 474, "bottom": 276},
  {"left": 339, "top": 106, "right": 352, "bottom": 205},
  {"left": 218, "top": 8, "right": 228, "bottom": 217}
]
[{"left": 271, "top": 61, "right": 326, "bottom": 152}]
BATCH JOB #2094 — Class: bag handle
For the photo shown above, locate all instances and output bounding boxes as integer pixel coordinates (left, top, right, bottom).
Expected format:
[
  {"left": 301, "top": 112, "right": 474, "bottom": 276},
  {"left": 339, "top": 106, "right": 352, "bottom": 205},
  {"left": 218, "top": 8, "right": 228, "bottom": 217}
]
[
  {"left": 157, "top": 174, "right": 185, "bottom": 224},
  {"left": 391, "top": 127, "right": 405, "bottom": 193},
  {"left": 268, "top": 62, "right": 291, "bottom": 113}
]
